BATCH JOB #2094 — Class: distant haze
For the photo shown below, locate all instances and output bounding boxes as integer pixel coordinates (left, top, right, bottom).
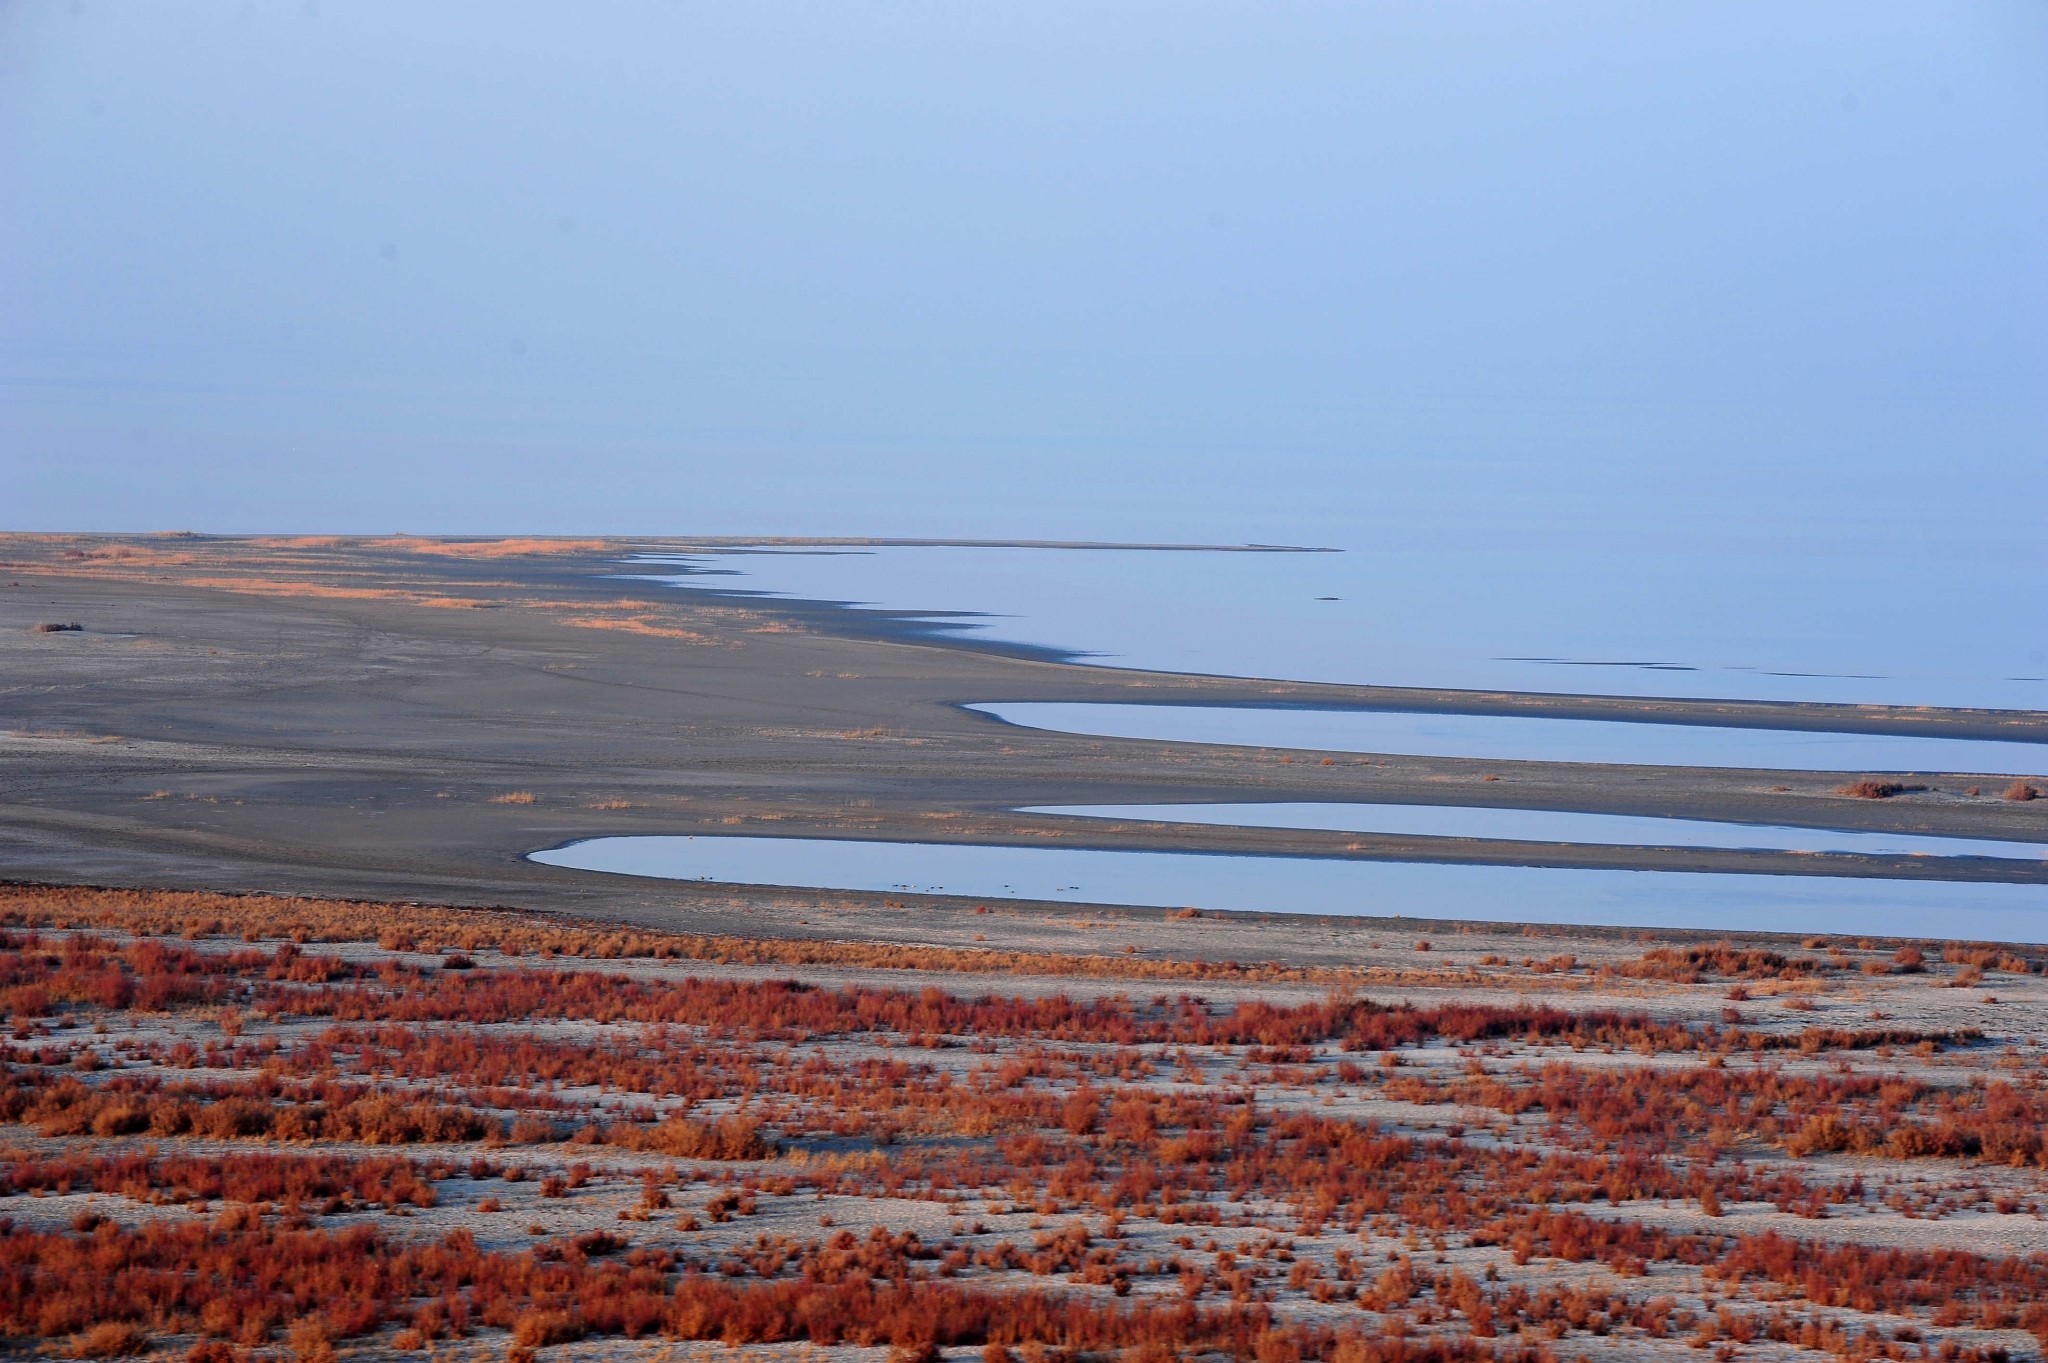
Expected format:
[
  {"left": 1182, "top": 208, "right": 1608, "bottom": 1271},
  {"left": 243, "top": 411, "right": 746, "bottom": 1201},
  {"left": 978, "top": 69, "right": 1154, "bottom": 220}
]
[{"left": 1, "top": 2, "right": 2043, "bottom": 557}]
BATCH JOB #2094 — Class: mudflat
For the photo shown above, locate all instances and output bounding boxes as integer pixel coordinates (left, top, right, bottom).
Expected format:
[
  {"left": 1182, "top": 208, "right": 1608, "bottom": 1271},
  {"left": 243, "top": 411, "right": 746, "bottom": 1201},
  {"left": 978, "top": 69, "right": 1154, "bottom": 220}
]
[{"left": 1, "top": 533, "right": 2043, "bottom": 958}]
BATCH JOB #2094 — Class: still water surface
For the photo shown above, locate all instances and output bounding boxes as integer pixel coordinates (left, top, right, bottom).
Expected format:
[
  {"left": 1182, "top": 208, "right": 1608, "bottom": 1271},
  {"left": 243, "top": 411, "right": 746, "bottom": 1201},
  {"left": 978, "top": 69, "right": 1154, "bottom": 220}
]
[
  {"left": 531, "top": 835, "right": 2048, "bottom": 943},
  {"left": 638, "top": 547, "right": 2047, "bottom": 711},
  {"left": 1023, "top": 803, "right": 2048, "bottom": 861},
  {"left": 621, "top": 547, "right": 2047, "bottom": 940},
  {"left": 974, "top": 704, "right": 2048, "bottom": 777}
]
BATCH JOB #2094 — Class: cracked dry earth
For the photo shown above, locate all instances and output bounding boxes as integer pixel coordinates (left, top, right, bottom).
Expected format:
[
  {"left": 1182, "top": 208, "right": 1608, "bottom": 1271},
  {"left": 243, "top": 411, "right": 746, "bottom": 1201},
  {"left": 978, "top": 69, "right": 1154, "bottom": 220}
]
[{"left": 4, "top": 885, "right": 2048, "bottom": 1363}]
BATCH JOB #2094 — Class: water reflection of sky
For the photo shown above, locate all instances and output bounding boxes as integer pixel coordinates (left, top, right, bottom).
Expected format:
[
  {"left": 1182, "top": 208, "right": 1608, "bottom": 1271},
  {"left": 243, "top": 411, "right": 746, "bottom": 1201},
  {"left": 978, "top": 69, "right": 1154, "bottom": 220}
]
[
  {"left": 1024, "top": 802, "right": 2048, "bottom": 860},
  {"left": 640, "top": 547, "right": 2047, "bottom": 711},
  {"left": 976, "top": 704, "right": 2048, "bottom": 777},
  {"left": 532, "top": 834, "right": 2048, "bottom": 943}
]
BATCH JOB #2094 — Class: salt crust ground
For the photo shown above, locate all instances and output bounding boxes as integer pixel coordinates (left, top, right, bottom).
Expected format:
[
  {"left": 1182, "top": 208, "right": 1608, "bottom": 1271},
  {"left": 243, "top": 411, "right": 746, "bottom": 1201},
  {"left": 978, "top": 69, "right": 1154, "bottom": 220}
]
[{"left": 7, "top": 920, "right": 2048, "bottom": 1362}]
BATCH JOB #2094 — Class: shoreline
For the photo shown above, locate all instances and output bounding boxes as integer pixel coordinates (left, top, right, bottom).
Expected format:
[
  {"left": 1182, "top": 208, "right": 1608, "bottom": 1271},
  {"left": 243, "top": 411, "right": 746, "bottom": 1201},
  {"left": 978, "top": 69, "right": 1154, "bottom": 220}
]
[
  {"left": 0, "top": 531, "right": 2043, "bottom": 949},
  {"left": 622, "top": 540, "right": 2048, "bottom": 738},
  {"left": 520, "top": 820, "right": 2048, "bottom": 885}
]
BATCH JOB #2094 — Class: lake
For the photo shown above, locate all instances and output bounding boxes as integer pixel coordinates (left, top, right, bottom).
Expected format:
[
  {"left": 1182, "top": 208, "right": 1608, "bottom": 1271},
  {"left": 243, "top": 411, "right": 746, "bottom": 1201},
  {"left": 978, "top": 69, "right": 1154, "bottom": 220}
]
[
  {"left": 1021, "top": 802, "right": 2048, "bottom": 860},
  {"left": 530, "top": 834, "right": 2048, "bottom": 943},
  {"left": 974, "top": 703, "right": 2048, "bottom": 777},
  {"left": 636, "top": 545, "right": 2046, "bottom": 711}
]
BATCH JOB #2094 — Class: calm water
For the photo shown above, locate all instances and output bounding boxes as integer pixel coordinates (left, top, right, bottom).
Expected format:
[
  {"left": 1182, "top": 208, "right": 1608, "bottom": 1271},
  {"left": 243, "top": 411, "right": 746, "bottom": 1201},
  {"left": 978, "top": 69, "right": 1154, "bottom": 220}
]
[
  {"left": 530, "top": 835, "right": 2048, "bottom": 942},
  {"left": 1024, "top": 803, "right": 2048, "bottom": 861},
  {"left": 638, "top": 546, "right": 2047, "bottom": 711},
  {"left": 975, "top": 703, "right": 2048, "bottom": 776}
]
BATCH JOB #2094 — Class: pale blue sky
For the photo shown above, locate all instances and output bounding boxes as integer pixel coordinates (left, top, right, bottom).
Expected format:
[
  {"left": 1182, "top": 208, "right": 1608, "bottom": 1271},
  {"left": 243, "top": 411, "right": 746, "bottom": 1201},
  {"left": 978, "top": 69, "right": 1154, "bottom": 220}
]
[{"left": 1, "top": 2, "right": 2043, "bottom": 548}]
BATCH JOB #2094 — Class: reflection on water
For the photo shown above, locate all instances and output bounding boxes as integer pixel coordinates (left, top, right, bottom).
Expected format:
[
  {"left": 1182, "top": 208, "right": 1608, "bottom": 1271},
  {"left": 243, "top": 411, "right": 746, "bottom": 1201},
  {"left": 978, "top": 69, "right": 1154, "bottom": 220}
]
[
  {"left": 531, "top": 835, "right": 2048, "bottom": 943},
  {"left": 637, "top": 547, "right": 2048, "bottom": 710},
  {"left": 1024, "top": 803, "right": 2048, "bottom": 860},
  {"left": 975, "top": 703, "right": 2048, "bottom": 776}
]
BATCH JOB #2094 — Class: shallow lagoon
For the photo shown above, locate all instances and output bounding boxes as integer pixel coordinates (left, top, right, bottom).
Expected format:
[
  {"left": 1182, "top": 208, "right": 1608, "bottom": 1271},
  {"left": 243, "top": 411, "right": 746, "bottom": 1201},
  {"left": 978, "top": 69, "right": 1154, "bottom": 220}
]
[
  {"left": 1024, "top": 802, "right": 2048, "bottom": 861},
  {"left": 531, "top": 835, "right": 2048, "bottom": 943},
  {"left": 975, "top": 703, "right": 2048, "bottom": 777},
  {"left": 638, "top": 546, "right": 2048, "bottom": 711}
]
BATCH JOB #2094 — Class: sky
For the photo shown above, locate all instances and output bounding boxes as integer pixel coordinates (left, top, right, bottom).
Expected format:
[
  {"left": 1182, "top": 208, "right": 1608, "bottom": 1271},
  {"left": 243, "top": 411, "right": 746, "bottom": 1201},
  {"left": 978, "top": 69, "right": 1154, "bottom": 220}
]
[{"left": 1, "top": 1, "right": 2043, "bottom": 546}]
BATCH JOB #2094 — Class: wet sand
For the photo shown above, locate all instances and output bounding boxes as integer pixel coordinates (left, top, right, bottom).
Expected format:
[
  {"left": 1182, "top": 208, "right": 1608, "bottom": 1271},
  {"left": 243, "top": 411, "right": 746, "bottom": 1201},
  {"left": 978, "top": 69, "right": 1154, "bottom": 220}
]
[{"left": 1, "top": 532, "right": 2043, "bottom": 955}]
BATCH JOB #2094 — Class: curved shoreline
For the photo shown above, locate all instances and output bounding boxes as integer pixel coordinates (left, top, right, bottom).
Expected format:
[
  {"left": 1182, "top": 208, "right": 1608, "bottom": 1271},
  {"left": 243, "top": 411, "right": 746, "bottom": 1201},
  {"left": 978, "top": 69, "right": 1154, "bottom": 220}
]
[
  {"left": 967, "top": 702, "right": 2048, "bottom": 776},
  {"left": 526, "top": 831, "right": 2048, "bottom": 942},
  {"left": 0, "top": 532, "right": 2042, "bottom": 944},
  {"left": 523, "top": 818, "right": 2048, "bottom": 886},
  {"left": 620, "top": 541, "right": 2048, "bottom": 738}
]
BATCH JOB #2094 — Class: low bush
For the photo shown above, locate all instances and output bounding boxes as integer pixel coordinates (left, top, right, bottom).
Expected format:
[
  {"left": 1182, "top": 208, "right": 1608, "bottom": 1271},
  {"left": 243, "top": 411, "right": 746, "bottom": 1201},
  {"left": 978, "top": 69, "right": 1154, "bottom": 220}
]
[{"left": 1835, "top": 780, "right": 1912, "bottom": 800}]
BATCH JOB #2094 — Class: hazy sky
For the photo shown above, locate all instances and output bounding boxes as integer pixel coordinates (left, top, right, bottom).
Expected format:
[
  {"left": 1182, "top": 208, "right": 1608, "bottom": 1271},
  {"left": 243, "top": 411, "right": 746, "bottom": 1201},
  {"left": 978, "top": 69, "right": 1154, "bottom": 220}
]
[{"left": 2, "top": 2, "right": 2043, "bottom": 544}]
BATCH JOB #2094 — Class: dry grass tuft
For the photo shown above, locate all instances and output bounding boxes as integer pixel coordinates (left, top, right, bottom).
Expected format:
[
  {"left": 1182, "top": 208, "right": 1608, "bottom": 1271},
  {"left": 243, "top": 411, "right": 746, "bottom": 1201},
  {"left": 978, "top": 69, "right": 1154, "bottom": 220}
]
[
  {"left": 489, "top": 792, "right": 539, "bottom": 805},
  {"left": 558, "top": 615, "right": 712, "bottom": 642},
  {"left": 66, "top": 1323, "right": 151, "bottom": 1359},
  {"left": 2004, "top": 782, "right": 2040, "bottom": 802},
  {"left": 1835, "top": 780, "right": 1911, "bottom": 800}
]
